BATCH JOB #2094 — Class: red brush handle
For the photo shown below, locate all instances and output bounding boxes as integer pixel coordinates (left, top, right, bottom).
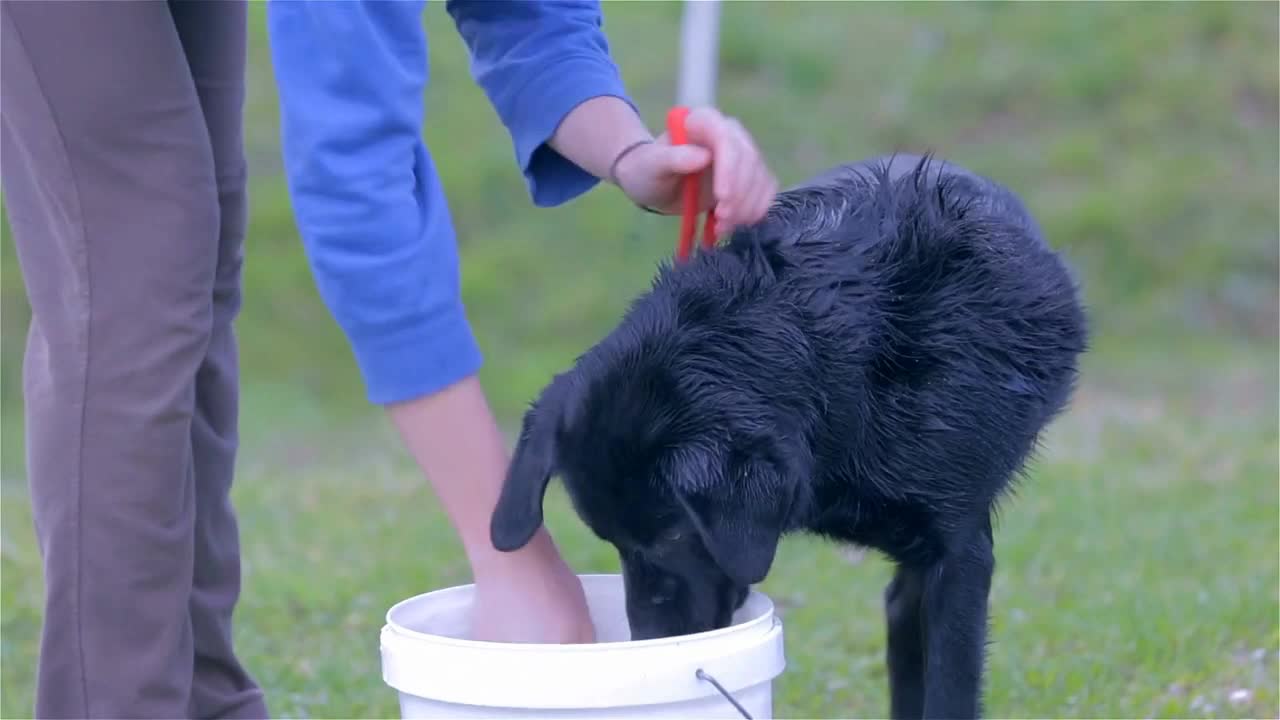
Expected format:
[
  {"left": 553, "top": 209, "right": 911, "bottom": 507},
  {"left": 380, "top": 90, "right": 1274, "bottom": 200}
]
[
  {"left": 667, "top": 106, "right": 718, "bottom": 262},
  {"left": 667, "top": 106, "right": 698, "bottom": 262}
]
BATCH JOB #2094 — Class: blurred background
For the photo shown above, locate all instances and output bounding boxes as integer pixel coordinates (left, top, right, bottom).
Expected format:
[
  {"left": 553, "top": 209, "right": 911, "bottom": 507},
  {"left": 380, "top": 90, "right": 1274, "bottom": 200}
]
[{"left": 2, "top": 2, "right": 1276, "bottom": 717}]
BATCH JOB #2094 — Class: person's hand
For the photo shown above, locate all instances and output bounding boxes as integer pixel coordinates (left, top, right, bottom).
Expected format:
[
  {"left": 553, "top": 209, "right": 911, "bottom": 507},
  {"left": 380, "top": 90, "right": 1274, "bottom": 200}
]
[
  {"left": 385, "top": 376, "right": 594, "bottom": 645},
  {"left": 612, "top": 106, "right": 778, "bottom": 232},
  {"left": 468, "top": 528, "right": 596, "bottom": 644}
]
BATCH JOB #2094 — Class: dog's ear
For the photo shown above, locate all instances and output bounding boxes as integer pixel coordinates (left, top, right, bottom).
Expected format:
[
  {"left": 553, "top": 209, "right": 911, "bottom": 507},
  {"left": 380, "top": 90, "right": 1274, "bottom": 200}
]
[
  {"left": 490, "top": 383, "right": 568, "bottom": 552},
  {"left": 672, "top": 450, "right": 795, "bottom": 587}
]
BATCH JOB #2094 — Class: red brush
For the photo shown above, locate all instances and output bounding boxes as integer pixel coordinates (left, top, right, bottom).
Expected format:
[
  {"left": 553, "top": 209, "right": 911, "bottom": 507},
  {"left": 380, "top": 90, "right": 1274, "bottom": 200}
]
[{"left": 666, "top": 106, "right": 717, "bottom": 262}]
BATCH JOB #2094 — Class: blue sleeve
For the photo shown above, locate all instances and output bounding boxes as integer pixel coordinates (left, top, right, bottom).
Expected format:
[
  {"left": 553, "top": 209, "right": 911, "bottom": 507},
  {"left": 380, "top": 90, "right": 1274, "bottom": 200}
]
[
  {"left": 445, "top": 0, "right": 635, "bottom": 206},
  {"left": 266, "top": 0, "right": 482, "bottom": 405},
  {"left": 266, "top": 0, "right": 635, "bottom": 405}
]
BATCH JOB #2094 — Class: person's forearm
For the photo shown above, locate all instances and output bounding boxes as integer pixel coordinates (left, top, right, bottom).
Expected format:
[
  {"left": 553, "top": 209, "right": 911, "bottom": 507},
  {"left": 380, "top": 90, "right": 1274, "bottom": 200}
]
[
  {"left": 548, "top": 95, "right": 653, "bottom": 184},
  {"left": 270, "top": 1, "right": 524, "bottom": 573},
  {"left": 387, "top": 376, "right": 559, "bottom": 577}
]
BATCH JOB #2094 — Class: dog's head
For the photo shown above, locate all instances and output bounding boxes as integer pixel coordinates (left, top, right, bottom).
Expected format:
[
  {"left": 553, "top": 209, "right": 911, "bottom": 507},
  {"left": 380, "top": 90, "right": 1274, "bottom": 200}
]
[{"left": 488, "top": 253, "right": 813, "bottom": 639}]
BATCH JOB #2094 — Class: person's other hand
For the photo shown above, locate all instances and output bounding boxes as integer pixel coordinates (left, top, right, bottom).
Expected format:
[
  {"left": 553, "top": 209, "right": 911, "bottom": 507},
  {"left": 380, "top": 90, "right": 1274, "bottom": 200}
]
[
  {"left": 612, "top": 106, "right": 778, "bottom": 232},
  {"left": 468, "top": 529, "right": 596, "bottom": 644}
]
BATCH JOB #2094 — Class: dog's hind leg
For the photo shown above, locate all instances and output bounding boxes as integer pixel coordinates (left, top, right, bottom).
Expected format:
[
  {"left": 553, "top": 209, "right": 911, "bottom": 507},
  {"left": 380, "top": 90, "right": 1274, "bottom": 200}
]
[
  {"left": 885, "top": 564, "right": 927, "bottom": 720},
  {"left": 921, "top": 518, "right": 995, "bottom": 719}
]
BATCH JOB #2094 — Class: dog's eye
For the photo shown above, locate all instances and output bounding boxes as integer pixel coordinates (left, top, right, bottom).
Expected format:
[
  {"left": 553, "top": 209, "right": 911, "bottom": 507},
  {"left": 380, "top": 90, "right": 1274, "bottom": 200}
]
[{"left": 647, "top": 528, "right": 683, "bottom": 558}]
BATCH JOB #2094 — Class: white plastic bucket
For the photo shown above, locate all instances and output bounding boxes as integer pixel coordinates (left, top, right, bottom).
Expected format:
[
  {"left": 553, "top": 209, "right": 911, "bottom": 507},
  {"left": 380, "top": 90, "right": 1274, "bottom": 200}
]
[{"left": 379, "top": 573, "right": 786, "bottom": 719}]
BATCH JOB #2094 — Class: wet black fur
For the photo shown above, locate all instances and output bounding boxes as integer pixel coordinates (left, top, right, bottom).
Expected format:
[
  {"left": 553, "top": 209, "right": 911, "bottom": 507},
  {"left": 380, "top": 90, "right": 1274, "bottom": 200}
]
[{"left": 491, "top": 154, "right": 1088, "bottom": 719}]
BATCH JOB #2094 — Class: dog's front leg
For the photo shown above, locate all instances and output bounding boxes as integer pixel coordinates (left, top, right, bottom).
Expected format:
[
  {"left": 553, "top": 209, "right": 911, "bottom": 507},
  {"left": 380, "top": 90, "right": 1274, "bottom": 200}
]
[
  {"left": 885, "top": 564, "right": 926, "bottom": 719},
  {"left": 921, "top": 525, "right": 994, "bottom": 719}
]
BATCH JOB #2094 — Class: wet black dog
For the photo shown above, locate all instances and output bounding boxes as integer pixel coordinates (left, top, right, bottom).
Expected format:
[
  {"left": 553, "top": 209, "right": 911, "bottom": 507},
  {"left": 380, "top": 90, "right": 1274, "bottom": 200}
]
[{"left": 490, "top": 154, "right": 1088, "bottom": 719}]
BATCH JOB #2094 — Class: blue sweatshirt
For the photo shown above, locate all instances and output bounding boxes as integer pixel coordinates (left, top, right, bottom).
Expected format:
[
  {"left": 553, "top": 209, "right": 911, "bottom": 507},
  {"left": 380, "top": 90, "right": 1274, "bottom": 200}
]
[{"left": 266, "top": 0, "right": 633, "bottom": 404}]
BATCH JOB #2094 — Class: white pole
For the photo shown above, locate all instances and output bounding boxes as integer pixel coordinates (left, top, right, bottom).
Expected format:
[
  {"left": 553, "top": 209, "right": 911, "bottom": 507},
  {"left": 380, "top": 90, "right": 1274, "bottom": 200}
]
[{"left": 676, "top": 0, "right": 721, "bottom": 108}]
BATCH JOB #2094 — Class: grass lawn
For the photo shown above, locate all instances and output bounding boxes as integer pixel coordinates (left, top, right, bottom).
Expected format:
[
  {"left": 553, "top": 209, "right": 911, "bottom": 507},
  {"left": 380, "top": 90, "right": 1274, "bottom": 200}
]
[{"left": 2, "top": 2, "right": 1277, "bottom": 718}]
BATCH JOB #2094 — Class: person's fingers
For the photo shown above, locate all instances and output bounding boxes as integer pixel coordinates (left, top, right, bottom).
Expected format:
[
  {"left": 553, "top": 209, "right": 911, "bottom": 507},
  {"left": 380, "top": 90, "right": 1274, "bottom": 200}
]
[
  {"left": 738, "top": 122, "right": 774, "bottom": 222},
  {"left": 660, "top": 144, "right": 712, "bottom": 175},
  {"left": 737, "top": 131, "right": 776, "bottom": 222},
  {"left": 760, "top": 174, "right": 780, "bottom": 219},
  {"left": 741, "top": 126, "right": 778, "bottom": 221},
  {"left": 653, "top": 143, "right": 712, "bottom": 213},
  {"left": 718, "top": 117, "right": 771, "bottom": 224},
  {"left": 712, "top": 129, "right": 742, "bottom": 216},
  {"left": 683, "top": 108, "right": 737, "bottom": 204},
  {"left": 749, "top": 173, "right": 778, "bottom": 223},
  {"left": 737, "top": 167, "right": 768, "bottom": 224},
  {"left": 681, "top": 107, "right": 779, "bottom": 224},
  {"left": 723, "top": 118, "right": 759, "bottom": 220}
]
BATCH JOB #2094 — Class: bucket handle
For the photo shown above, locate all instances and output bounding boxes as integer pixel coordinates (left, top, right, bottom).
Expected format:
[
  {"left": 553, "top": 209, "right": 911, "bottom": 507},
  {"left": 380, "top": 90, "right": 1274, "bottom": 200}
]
[
  {"left": 695, "top": 668, "right": 753, "bottom": 719},
  {"left": 695, "top": 613, "right": 782, "bottom": 719}
]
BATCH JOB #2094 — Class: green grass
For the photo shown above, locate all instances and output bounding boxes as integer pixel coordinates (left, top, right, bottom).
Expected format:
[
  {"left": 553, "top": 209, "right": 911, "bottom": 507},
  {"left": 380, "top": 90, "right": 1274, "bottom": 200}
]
[{"left": 2, "top": 1, "right": 1278, "bottom": 718}]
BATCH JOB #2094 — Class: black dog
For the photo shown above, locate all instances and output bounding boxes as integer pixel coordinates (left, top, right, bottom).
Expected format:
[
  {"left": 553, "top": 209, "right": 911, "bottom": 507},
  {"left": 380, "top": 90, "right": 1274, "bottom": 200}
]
[{"left": 490, "top": 154, "right": 1088, "bottom": 719}]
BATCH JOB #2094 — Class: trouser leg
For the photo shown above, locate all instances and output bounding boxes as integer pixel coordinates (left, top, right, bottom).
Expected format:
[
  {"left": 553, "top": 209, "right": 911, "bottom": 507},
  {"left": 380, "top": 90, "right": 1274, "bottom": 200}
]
[
  {"left": 166, "top": 3, "right": 268, "bottom": 717},
  {"left": 0, "top": 1, "right": 253, "bottom": 716}
]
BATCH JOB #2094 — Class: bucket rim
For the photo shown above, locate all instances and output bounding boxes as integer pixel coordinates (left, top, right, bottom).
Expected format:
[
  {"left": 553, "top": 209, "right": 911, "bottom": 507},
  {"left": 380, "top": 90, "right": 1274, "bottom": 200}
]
[{"left": 382, "top": 572, "right": 777, "bottom": 652}]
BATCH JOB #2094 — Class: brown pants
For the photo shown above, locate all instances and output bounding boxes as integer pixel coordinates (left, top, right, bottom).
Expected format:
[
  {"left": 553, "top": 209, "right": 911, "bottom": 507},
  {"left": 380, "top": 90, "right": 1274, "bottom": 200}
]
[{"left": 1, "top": 1, "right": 267, "bottom": 717}]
